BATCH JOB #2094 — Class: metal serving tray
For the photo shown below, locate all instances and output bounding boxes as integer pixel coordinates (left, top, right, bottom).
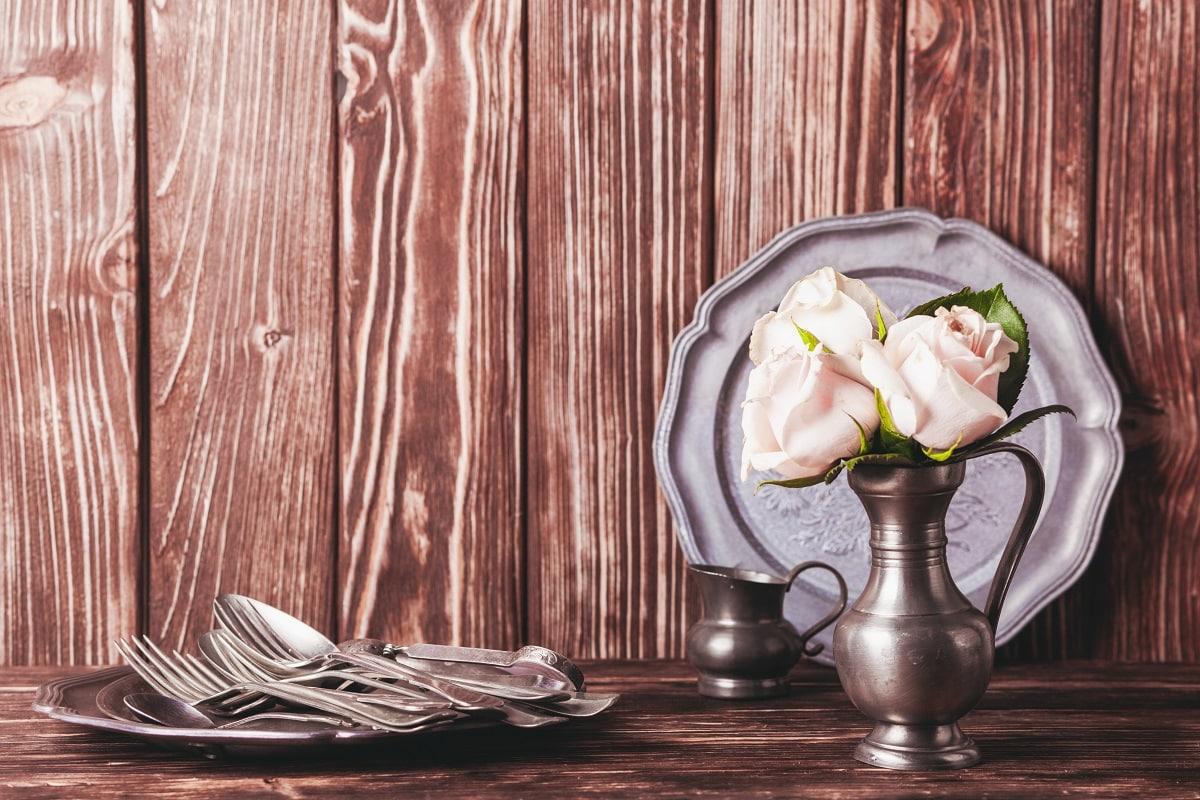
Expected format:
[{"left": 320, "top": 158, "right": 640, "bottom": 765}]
[{"left": 655, "top": 208, "right": 1123, "bottom": 664}]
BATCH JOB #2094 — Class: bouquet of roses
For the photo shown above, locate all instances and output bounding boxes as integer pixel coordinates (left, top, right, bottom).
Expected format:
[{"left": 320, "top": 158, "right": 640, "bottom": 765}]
[{"left": 741, "top": 267, "right": 1072, "bottom": 490}]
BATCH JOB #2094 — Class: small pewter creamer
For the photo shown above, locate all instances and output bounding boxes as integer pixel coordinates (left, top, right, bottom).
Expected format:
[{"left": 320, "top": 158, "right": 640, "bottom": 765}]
[
  {"left": 834, "top": 442, "right": 1045, "bottom": 770},
  {"left": 687, "top": 561, "right": 847, "bottom": 699}
]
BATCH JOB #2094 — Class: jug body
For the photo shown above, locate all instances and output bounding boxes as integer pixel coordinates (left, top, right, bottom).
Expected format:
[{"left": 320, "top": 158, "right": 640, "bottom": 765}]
[
  {"left": 834, "top": 462, "right": 991, "bottom": 767},
  {"left": 687, "top": 563, "right": 847, "bottom": 699},
  {"left": 834, "top": 449, "right": 1044, "bottom": 771},
  {"left": 686, "top": 615, "right": 802, "bottom": 699}
]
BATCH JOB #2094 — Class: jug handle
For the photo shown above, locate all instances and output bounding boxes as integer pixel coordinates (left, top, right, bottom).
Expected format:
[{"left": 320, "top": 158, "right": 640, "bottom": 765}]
[
  {"left": 972, "top": 442, "right": 1046, "bottom": 632},
  {"left": 784, "top": 561, "right": 848, "bottom": 657}
]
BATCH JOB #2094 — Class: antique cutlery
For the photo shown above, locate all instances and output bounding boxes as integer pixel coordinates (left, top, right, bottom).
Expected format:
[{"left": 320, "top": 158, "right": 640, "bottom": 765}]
[
  {"left": 218, "top": 594, "right": 584, "bottom": 691},
  {"left": 124, "top": 693, "right": 348, "bottom": 730}
]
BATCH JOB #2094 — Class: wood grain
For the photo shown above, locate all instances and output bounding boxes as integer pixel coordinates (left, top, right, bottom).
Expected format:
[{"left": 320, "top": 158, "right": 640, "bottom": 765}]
[
  {"left": 526, "top": 0, "right": 711, "bottom": 658},
  {"left": 6, "top": 662, "right": 1200, "bottom": 797},
  {"left": 905, "top": 0, "right": 1096, "bottom": 294},
  {"left": 902, "top": 0, "right": 1100, "bottom": 660},
  {"left": 143, "top": 1, "right": 336, "bottom": 648},
  {"left": 0, "top": 1, "right": 139, "bottom": 664},
  {"left": 336, "top": 0, "right": 525, "bottom": 647},
  {"left": 1089, "top": 0, "right": 1199, "bottom": 660},
  {"left": 713, "top": 0, "right": 901, "bottom": 277}
]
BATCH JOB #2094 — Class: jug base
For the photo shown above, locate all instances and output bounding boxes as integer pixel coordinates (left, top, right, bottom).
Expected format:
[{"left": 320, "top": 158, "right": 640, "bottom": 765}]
[
  {"left": 697, "top": 674, "right": 788, "bottom": 699},
  {"left": 853, "top": 722, "right": 980, "bottom": 770}
]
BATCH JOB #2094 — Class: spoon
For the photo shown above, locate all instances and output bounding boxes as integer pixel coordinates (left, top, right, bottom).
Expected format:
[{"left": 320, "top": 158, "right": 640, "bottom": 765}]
[
  {"left": 124, "top": 693, "right": 348, "bottom": 730},
  {"left": 216, "top": 594, "right": 583, "bottom": 690}
]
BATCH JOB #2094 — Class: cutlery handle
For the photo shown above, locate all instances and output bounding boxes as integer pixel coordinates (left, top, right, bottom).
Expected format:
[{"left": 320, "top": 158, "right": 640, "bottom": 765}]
[
  {"left": 337, "top": 651, "right": 505, "bottom": 710},
  {"left": 399, "top": 644, "right": 511, "bottom": 666}
]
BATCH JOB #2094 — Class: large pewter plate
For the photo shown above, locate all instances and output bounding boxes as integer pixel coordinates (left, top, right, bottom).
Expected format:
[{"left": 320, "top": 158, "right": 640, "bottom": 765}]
[
  {"left": 34, "top": 667, "right": 496, "bottom": 758},
  {"left": 655, "top": 208, "right": 1123, "bottom": 665}
]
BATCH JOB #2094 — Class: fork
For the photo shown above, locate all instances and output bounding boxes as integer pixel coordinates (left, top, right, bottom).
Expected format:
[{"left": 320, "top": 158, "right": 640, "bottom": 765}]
[
  {"left": 115, "top": 636, "right": 457, "bottom": 731},
  {"left": 202, "top": 632, "right": 566, "bottom": 729},
  {"left": 201, "top": 631, "right": 452, "bottom": 712}
]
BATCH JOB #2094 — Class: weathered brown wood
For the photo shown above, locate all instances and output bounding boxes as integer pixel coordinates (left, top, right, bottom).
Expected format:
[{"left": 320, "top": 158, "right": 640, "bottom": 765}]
[
  {"left": 1089, "top": 0, "right": 1200, "bottom": 660},
  {"left": 143, "top": 2, "right": 336, "bottom": 647},
  {"left": 526, "top": 0, "right": 710, "bottom": 658},
  {"left": 5, "top": 662, "right": 1200, "bottom": 797},
  {"left": 713, "top": 0, "right": 901, "bottom": 277},
  {"left": 0, "top": 1, "right": 139, "bottom": 663},
  {"left": 902, "top": 0, "right": 1100, "bottom": 660},
  {"left": 336, "top": 1, "right": 524, "bottom": 647}
]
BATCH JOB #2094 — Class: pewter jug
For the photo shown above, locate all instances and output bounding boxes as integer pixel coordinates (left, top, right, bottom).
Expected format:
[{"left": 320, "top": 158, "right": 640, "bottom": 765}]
[
  {"left": 687, "top": 562, "right": 847, "bottom": 699},
  {"left": 833, "top": 442, "right": 1045, "bottom": 770}
]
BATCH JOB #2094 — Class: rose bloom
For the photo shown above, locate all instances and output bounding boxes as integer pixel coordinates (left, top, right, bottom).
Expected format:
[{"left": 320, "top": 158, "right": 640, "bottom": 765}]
[
  {"left": 749, "top": 267, "right": 898, "bottom": 362},
  {"left": 860, "top": 306, "right": 1019, "bottom": 450},
  {"left": 741, "top": 346, "right": 879, "bottom": 481}
]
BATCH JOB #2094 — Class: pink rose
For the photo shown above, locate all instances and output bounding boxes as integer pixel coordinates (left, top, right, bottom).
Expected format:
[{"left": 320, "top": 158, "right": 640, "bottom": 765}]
[
  {"left": 860, "top": 306, "right": 1019, "bottom": 450},
  {"left": 741, "top": 346, "right": 879, "bottom": 481},
  {"left": 749, "top": 267, "right": 898, "bottom": 361}
]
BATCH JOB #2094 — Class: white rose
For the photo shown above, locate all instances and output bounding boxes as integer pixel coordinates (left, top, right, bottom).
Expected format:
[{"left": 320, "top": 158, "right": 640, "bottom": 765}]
[
  {"left": 860, "top": 306, "right": 1019, "bottom": 450},
  {"left": 749, "top": 267, "right": 898, "bottom": 362},
  {"left": 741, "top": 346, "right": 880, "bottom": 481}
]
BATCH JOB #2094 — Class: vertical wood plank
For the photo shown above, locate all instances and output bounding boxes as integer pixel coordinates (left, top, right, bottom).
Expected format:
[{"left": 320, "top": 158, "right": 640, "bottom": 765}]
[
  {"left": 526, "top": 0, "right": 710, "bottom": 657},
  {"left": 336, "top": 1, "right": 525, "bottom": 646},
  {"left": 0, "top": 1, "right": 139, "bottom": 664},
  {"left": 905, "top": 0, "right": 1096, "bottom": 297},
  {"left": 1090, "top": 0, "right": 1199, "bottom": 660},
  {"left": 903, "top": 0, "right": 1099, "bottom": 660},
  {"left": 144, "top": 1, "right": 336, "bottom": 647},
  {"left": 713, "top": 0, "right": 901, "bottom": 278}
]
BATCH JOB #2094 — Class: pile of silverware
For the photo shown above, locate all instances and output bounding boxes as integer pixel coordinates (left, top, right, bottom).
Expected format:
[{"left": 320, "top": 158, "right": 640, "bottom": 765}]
[{"left": 115, "top": 594, "right": 616, "bottom": 734}]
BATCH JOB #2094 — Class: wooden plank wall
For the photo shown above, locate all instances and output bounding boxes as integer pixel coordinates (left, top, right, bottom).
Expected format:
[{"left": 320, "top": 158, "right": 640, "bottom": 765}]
[
  {"left": 0, "top": 1, "right": 140, "bottom": 664},
  {"left": 336, "top": 0, "right": 525, "bottom": 648},
  {"left": 143, "top": 0, "right": 337, "bottom": 650},
  {"left": 0, "top": 0, "right": 1196, "bottom": 664}
]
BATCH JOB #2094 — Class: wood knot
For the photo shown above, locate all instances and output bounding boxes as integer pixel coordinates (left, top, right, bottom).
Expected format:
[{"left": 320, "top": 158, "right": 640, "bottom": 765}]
[
  {"left": 251, "top": 324, "right": 292, "bottom": 352},
  {"left": 0, "top": 76, "right": 68, "bottom": 129},
  {"left": 1118, "top": 396, "right": 1165, "bottom": 454}
]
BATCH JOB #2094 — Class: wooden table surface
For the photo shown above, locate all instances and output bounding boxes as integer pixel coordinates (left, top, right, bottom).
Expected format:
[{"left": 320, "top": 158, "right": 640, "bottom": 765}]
[{"left": 3, "top": 660, "right": 1198, "bottom": 799}]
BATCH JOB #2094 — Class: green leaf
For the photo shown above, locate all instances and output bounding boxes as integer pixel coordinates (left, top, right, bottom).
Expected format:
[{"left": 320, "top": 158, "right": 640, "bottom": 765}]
[
  {"left": 874, "top": 389, "right": 923, "bottom": 460},
  {"left": 846, "top": 413, "right": 870, "bottom": 456},
  {"left": 823, "top": 462, "right": 845, "bottom": 485},
  {"left": 841, "top": 452, "right": 915, "bottom": 472},
  {"left": 756, "top": 471, "right": 830, "bottom": 492},
  {"left": 922, "top": 433, "right": 963, "bottom": 462},
  {"left": 791, "top": 321, "right": 820, "bottom": 352},
  {"left": 874, "top": 302, "right": 888, "bottom": 342},
  {"left": 957, "top": 404, "right": 1075, "bottom": 456},
  {"left": 905, "top": 287, "right": 974, "bottom": 319},
  {"left": 905, "top": 284, "right": 1029, "bottom": 414}
]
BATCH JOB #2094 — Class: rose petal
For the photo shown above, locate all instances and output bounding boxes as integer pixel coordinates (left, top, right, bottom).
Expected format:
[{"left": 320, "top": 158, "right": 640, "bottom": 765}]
[
  {"left": 834, "top": 270, "right": 899, "bottom": 327},
  {"left": 749, "top": 449, "right": 810, "bottom": 480},
  {"left": 771, "top": 267, "right": 898, "bottom": 354},
  {"left": 859, "top": 340, "right": 918, "bottom": 436},
  {"left": 748, "top": 311, "right": 804, "bottom": 365},
  {"left": 785, "top": 296, "right": 874, "bottom": 355},
  {"left": 881, "top": 315, "right": 933, "bottom": 366}
]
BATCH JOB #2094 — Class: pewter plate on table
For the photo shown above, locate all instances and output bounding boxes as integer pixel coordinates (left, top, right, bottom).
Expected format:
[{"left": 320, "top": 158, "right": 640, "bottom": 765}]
[
  {"left": 33, "top": 667, "right": 487, "bottom": 759},
  {"left": 654, "top": 208, "right": 1123, "bottom": 665},
  {"left": 35, "top": 666, "right": 591, "bottom": 759}
]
